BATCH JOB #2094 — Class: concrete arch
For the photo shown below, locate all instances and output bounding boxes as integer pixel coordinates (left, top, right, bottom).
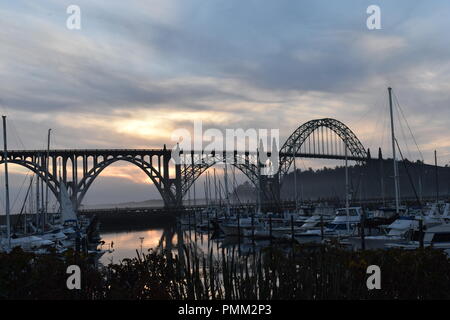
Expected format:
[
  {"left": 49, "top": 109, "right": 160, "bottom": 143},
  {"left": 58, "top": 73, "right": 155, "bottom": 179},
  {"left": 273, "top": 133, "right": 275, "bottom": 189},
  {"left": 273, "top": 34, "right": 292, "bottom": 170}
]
[
  {"left": 0, "top": 159, "right": 60, "bottom": 200},
  {"left": 76, "top": 156, "right": 174, "bottom": 207}
]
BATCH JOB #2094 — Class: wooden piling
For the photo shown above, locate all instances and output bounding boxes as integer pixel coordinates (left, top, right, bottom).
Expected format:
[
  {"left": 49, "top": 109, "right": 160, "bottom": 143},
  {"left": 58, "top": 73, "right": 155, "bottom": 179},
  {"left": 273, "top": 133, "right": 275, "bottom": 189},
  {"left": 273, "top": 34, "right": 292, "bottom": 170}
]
[
  {"left": 419, "top": 219, "right": 424, "bottom": 249},
  {"left": 291, "top": 215, "right": 295, "bottom": 244},
  {"left": 269, "top": 216, "right": 273, "bottom": 244},
  {"left": 320, "top": 215, "right": 324, "bottom": 240},
  {"left": 361, "top": 209, "right": 365, "bottom": 250}
]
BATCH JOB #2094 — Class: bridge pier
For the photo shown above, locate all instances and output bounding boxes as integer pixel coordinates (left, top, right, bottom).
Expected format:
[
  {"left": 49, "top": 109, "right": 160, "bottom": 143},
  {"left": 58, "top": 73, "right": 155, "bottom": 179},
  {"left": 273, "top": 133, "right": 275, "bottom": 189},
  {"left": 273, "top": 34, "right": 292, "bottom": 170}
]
[
  {"left": 260, "top": 174, "right": 281, "bottom": 212},
  {"left": 175, "top": 162, "right": 182, "bottom": 208}
]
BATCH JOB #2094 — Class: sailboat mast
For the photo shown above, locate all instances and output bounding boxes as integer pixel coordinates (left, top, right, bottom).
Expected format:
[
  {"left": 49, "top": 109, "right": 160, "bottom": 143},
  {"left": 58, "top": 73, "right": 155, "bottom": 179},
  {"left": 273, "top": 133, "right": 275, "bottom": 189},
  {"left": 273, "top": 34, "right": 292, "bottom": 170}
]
[
  {"left": 293, "top": 157, "right": 298, "bottom": 212},
  {"left": 36, "top": 170, "right": 40, "bottom": 230},
  {"left": 256, "top": 148, "right": 261, "bottom": 214},
  {"left": 345, "top": 140, "right": 350, "bottom": 233},
  {"left": 25, "top": 176, "right": 33, "bottom": 234},
  {"left": 213, "top": 168, "right": 218, "bottom": 206},
  {"left": 388, "top": 87, "right": 400, "bottom": 213},
  {"left": 2, "top": 116, "right": 11, "bottom": 251},
  {"left": 379, "top": 148, "right": 386, "bottom": 206},
  {"left": 45, "top": 129, "right": 51, "bottom": 220},
  {"left": 193, "top": 177, "right": 196, "bottom": 206},
  {"left": 207, "top": 171, "right": 212, "bottom": 206},
  {"left": 218, "top": 180, "right": 222, "bottom": 206},
  {"left": 40, "top": 175, "right": 44, "bottom": 228},
  {"left": 204, "top": 174, "right": 209, "bottom": 206},
  {"left": 435, "top": 150, "right": 439, "bottom": 203},
  {"left": 223, "top": 160, "right": 230, "bottom": 216}
]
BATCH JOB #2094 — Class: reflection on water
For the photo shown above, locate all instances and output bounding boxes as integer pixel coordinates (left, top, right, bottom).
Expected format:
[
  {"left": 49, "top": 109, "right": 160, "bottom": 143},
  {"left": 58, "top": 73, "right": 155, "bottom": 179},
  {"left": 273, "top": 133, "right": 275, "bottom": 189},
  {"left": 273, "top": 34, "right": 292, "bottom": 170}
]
[
  {"left": 100, "top": 227, "right": 222, "bottom": 265},
  {"left": 100, "top": 226, "right": 282, "bottom": 265},
  {"left": 100, "top": 225, "right": 450, "bottom": 267},
  {"left": 100, "top": 229, "right": 165, "bottom": 264}
]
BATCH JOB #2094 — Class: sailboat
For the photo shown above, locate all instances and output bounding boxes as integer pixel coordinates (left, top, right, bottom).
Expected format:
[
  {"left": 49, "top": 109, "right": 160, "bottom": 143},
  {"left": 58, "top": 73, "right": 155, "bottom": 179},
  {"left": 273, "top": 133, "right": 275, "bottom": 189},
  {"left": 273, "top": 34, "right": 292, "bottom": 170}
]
[
  {"left": 347, "top": 88, "right": 449, "bottom": 250},
  {"left": 57, "top": 182, "right": 78, "bottom": 226},
  {"left": 51, "top": 181, "right": 106, "bottom": 256},
  {"left": 346, "top": 88, "right": 401, "bottom": 248},
  {"left": 0, "top": 118, "right": 60, "bottom": 253}
]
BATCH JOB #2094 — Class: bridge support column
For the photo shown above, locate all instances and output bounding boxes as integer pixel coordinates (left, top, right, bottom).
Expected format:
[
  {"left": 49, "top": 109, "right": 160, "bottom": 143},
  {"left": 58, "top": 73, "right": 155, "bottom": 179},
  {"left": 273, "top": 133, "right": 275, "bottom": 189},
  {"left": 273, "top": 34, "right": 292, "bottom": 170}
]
[
  {"left": 175, "top": 162, "right": 182, "bottom": 208},
  {"left": 161, "top": 148, "right": 182, "bottom": 210}
]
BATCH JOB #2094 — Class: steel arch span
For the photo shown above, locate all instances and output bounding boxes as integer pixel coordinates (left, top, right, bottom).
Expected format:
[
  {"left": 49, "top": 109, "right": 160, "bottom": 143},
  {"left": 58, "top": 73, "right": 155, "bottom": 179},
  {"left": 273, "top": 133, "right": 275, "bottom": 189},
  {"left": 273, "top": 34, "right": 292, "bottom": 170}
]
[
  {"left": 278, "top": 118, "right": 368, "bottom": 180},
  {"left": 174, "top": 151, "right": 261, "bottom": 200}
]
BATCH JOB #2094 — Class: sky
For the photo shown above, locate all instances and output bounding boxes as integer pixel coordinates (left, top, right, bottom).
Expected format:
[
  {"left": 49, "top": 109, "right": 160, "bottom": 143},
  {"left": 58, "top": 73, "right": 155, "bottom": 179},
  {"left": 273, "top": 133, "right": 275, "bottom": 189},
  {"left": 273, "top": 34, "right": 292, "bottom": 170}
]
[{"left": 1, "top": 0, "right": 450, "bottom": 208}]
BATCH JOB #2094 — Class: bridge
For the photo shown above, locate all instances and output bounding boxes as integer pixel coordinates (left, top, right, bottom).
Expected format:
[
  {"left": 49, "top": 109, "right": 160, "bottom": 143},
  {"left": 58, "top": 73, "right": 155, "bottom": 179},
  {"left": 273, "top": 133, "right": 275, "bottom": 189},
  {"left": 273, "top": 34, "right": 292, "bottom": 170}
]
[{"left": 0, "top": 118, "right": 371, "bottom": 209}]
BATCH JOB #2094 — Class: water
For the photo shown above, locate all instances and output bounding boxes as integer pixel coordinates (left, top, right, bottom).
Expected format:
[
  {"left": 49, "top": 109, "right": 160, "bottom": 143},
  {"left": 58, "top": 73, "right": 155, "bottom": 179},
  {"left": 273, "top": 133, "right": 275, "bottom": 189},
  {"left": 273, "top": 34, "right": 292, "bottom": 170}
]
[
  {"left": 99, "top": 224, "right": 450, "bottom": 266},
  {"left": 100, "top": 229, "right": 165, "bottom": 264},
  {"left": 99, "top": 226, "right": 289, "bottom": 265}
]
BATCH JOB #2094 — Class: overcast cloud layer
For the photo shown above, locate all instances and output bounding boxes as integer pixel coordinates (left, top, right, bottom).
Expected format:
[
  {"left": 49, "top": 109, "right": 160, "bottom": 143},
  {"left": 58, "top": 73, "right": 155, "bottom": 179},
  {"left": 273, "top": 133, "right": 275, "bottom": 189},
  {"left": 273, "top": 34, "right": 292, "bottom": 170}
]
[{"left": 1, "top": 0, "right": 450, "bottom": 205}]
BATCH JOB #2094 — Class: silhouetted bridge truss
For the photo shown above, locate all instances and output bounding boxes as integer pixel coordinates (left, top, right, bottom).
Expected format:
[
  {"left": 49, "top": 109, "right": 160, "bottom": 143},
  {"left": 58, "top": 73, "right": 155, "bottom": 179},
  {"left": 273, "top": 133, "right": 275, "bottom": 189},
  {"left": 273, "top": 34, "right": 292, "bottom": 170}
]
[{"left": 0, "top": 118, "right": 370, "bottom": 209}]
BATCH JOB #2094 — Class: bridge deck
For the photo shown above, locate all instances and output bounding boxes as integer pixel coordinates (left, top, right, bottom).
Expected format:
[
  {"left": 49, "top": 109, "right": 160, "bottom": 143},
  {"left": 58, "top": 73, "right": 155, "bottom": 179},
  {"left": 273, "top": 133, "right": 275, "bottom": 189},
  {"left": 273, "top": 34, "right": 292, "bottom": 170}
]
[
  {"left": 4, "top": 149, "right": 170, "bottom": 157},
  {"left": 3, "top": 149, "right": 369, "bottom": 161}
]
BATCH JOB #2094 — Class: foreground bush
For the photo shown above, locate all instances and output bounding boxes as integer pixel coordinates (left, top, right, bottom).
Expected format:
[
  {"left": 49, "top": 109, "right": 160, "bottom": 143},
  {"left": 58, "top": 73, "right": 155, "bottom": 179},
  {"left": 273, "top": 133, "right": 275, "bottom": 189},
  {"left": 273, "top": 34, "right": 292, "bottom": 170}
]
[{"left": 1, "top": 244, "right": 449, "bottom": 300}]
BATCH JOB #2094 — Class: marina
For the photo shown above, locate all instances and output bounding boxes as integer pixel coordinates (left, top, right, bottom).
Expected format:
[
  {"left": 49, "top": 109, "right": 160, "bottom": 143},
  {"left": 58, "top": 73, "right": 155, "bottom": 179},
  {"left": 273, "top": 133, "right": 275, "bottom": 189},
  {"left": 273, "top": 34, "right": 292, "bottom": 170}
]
[{"left": 3, "top": 88, "right": 450, "bottom": 261}]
